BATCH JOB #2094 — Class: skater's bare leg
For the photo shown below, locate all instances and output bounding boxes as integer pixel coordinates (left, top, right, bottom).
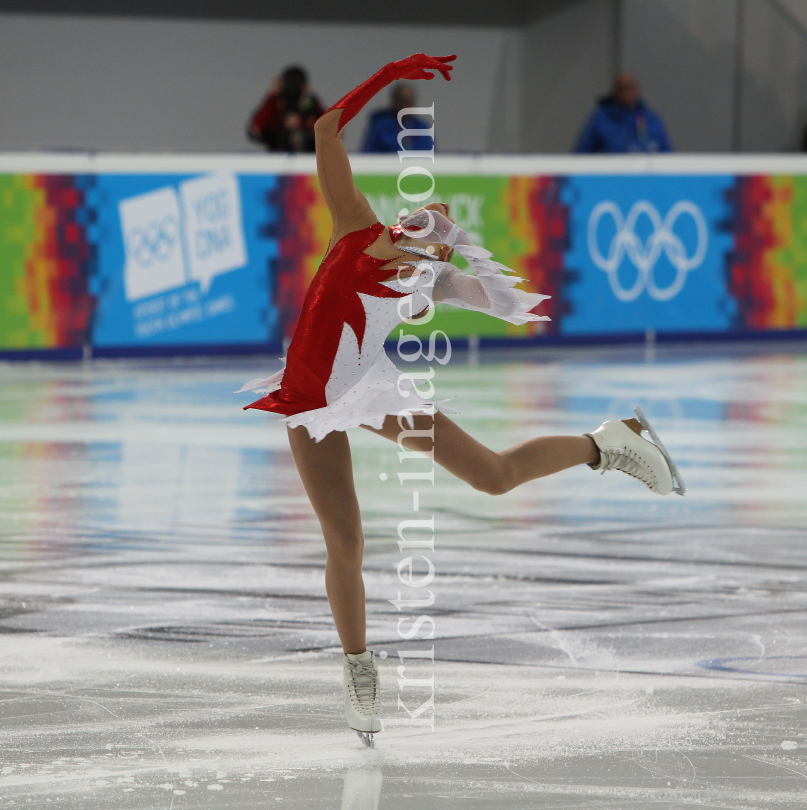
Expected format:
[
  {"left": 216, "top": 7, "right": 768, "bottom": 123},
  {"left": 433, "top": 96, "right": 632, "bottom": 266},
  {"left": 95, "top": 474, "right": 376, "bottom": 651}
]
[
  {"left": 364, "top": 412, "right": 599, "bottom": 495},
  {"left": 286, "top": 425, "right": 367, "bottom": 654}
]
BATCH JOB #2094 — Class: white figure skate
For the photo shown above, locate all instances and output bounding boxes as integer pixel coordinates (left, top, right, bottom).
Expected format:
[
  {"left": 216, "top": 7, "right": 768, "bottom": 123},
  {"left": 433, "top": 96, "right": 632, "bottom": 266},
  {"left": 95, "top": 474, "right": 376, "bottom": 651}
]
[
  {"left": 585, "top": 407, "right": 686, "bottom": 496},
  {"left": 344, "top": 650, "right": 381, "bottom": 748}
]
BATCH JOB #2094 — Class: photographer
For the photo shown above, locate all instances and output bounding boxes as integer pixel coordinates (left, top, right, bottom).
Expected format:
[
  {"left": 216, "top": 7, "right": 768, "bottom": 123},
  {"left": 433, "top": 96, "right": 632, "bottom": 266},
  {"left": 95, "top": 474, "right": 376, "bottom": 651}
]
[{"left": 248, "top": 66, "right": 325, "bottom": 152}]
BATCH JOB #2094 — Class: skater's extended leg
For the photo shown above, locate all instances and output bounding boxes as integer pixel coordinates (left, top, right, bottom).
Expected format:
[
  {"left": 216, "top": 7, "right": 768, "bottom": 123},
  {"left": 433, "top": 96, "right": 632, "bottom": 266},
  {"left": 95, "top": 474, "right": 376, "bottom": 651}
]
[
  {"left": 286, "top": 425, "right": 367, "bottom": 654},
  {"left": 364, "top": 412, "right": 599, "bottom": 495}
]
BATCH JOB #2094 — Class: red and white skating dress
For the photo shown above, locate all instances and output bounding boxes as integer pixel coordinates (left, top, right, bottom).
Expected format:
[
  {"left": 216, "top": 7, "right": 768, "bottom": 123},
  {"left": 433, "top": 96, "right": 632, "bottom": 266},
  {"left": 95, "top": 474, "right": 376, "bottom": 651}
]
[{"left": 237, "top": 210, "right": 550, "bottom": 442}]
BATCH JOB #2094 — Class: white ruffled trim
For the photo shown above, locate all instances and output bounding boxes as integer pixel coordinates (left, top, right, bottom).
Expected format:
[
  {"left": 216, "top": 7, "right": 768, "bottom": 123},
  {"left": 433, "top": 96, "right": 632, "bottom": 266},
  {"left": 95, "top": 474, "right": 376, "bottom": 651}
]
[
  {"left": 234, "top": 358, "right": 286, "bottom": 394},
  {"left": 400, "top": 210, "right": 551, "bottom": 326},
  {"left": 237, "top": 355, "right": 458, "bottom": 443},
  {"left": 454, "top": 243, "right": 550, "bottom": 325},
  {"left": 285, "top": 356, "right": 458, "bottom": 443}
]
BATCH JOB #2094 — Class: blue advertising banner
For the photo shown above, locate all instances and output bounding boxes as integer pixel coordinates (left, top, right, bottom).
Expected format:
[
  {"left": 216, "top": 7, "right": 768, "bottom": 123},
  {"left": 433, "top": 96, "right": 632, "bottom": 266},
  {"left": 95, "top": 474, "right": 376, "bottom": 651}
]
[
  {"left": 560, "top": 175, "right": 737, "bottom": 335},
  {"left": 90, "top": 173, "right": 281, "bottom": 349}
]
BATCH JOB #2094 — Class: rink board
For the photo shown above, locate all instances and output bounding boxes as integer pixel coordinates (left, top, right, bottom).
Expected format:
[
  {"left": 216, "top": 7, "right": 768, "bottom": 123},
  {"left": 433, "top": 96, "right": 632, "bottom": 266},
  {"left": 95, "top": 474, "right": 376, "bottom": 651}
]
[{"left": 1, "top": 153, "right": 806, "bottom": 355}]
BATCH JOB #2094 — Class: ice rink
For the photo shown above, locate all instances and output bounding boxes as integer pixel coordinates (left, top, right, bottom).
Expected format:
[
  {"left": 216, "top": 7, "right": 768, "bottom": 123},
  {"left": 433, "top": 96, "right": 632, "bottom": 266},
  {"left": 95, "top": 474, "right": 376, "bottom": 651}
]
[{"left": 2, "top": 342, "right": 807, "bottom": 808}]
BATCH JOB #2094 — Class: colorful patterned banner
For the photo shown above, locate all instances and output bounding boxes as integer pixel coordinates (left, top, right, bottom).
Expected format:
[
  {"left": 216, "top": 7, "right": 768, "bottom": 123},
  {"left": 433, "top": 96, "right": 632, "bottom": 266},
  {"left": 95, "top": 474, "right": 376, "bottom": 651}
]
[
  {"left": 0, "top": 174, "right": 94, "bottom": 350},
  {"left": 1, "top": 168, "right": 806, "bottom": 355},
  {"left": 728, "top": 175, "right": 807, "bottom": 330}
]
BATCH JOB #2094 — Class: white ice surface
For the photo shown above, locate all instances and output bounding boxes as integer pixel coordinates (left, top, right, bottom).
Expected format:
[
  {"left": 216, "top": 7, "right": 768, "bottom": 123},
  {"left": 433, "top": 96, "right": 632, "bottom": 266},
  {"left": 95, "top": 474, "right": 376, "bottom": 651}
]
[{"left": 1, "top": 343, "right": 807, "bottom": 808}]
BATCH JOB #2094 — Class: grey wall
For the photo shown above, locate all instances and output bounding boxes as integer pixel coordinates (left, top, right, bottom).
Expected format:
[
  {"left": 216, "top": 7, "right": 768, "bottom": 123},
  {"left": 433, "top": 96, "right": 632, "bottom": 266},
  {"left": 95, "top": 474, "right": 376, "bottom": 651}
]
[
  {"left": 522, "top": 0, "right": 617, "bottom": 152},
  {"left": 621, "top": 0, "right": 737, "bottom": 151},
  {"left": 620, "top": 0, "right": 807, "bottom": 153},
  {"left": 740, "top": 0, "right": 807, "bottom": 151},
  {"left": 0, "top": 0, "right": 563, "bottom": 27},
  {"left": 2, "top": 2, "right": 807, "bottom": 154},
  {"left": 0, "top": 6, "right": 617, "bottom": 155},
  {"left": 0, "top": 14, "right": 509, "bottom": 153}
]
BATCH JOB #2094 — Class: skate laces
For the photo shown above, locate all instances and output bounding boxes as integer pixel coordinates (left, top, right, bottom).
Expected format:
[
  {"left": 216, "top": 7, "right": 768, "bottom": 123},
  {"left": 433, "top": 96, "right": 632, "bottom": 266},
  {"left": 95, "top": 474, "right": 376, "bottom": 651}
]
[
  {"left": 599, "top": 447, "right": 654, "bottom": 488},
  {"left": 347, "top": 658, "right": 379, "bottom": 713}
]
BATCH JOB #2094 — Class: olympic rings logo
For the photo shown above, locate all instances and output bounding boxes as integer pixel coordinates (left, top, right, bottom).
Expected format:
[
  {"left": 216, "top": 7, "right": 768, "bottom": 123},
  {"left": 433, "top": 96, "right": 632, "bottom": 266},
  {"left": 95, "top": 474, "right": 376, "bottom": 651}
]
[
  {"left": 125, "top": 215, "right": 180, "bottom": 268},
  {"left": 587, "top": 200, "right": 708, "bottom": 302}
]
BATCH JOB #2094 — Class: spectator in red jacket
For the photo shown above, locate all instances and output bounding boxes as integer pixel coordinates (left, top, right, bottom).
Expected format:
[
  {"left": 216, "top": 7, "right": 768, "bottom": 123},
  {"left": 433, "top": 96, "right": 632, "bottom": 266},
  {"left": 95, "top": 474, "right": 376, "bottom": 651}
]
[{"left": 248, "top": 66, "right": 325, "bottom": 152}]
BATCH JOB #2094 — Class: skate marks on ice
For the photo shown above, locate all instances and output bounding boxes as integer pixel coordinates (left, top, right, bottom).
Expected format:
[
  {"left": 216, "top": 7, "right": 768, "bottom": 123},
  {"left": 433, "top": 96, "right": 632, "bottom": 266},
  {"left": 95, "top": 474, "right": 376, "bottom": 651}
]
[
  {"left": 2, "top": 643, "right": 807, "bottom": 808},
  {"left": 2, "top": 346, "right": 807, "bottom": 805}
]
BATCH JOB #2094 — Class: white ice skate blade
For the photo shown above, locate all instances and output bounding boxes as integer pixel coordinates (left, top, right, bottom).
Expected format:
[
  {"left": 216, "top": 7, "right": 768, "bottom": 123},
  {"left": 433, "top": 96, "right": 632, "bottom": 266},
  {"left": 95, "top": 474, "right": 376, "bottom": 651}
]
[
  {"left": 634, "top": 407, "right": 687, "bottom": 496},
  {"left": 355, "top": 730, "right": 375, "bottom": 748}
]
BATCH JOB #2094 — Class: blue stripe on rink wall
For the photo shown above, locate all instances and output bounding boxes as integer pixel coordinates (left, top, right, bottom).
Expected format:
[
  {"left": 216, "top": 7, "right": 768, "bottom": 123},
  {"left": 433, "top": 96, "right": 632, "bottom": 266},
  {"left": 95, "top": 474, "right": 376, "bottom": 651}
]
[
  {"left": 4, "top": 328, "right": 805, "bottom": 363},
  {"left": 0, "top": 347, "right": 86, "bottom": 362},
  {"left": 90, "top": 341, "right": 283, "bottom": 359}
]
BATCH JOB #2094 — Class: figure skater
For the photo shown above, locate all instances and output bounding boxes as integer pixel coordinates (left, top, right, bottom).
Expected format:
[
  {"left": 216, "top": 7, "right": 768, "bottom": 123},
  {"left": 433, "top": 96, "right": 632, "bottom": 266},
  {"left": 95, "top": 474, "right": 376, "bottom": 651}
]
[{"left": 238, "top": 54, "right": 685, "bottom": 747}]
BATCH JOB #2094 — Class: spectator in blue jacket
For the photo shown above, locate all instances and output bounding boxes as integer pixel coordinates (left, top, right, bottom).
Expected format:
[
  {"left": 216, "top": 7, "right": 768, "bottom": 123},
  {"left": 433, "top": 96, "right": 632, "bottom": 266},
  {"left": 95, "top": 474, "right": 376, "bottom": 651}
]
[
  {"left": 575, "top": 73, "right": 672, "bottom": 153},
  {"left": 362, "top": 84, "right": 434, "bottom": 153}
]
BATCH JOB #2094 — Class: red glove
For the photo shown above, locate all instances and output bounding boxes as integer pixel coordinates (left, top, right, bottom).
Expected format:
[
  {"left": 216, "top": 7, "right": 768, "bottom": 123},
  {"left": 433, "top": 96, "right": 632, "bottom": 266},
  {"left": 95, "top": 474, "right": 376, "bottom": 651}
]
[{"left": 327, "top": 54, "right": 456, "bottom": 133}]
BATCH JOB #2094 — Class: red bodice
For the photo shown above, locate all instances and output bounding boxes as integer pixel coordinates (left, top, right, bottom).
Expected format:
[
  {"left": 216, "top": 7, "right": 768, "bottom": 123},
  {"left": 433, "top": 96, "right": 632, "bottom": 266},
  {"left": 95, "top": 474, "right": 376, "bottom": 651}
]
[{"left": 245, "top": 223, "right": 408, "bottom": 417}]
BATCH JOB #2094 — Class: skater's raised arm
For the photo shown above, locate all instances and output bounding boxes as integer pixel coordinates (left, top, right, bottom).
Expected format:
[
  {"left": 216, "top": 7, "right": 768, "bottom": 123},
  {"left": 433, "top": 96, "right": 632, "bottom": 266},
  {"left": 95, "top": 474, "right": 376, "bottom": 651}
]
[
  {"left": 315, "top": 54, "right": 455, "bottom": 239},
  {"left": 314, "top": 110, "right": 376, "bottom": 236}
]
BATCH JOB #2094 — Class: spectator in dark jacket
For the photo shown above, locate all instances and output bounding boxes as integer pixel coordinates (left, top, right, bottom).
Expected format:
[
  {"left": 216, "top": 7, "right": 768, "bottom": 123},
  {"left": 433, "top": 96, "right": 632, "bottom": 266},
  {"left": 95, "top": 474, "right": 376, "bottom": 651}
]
[
  {"left": 362, "top": 84, "right": 434, "bottom": 153},
  {"left": 248, "top": 66, "right": 325, "bottom": 153},
  {"left": 575, "top": 72, "right": 672, "bottom": 153}
]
